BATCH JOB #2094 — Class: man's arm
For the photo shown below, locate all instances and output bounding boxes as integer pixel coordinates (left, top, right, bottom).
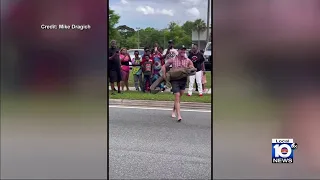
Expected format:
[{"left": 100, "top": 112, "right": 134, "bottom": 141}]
[
  {"left": 188, "top": 59, "right": 194, "bottom": 68},
  {"left": 140, "top": 56, "right": 145, "bottom": 66},
  {"left": 109, "top": 53, "right": 115, "bottom": 60},
  {"left": 161, "top": 58, "right": 173, "bottom": 78},
  {"left": 188, "top": 53, "right": 192, "bottom": 60},
  {"left": 199, "top": 54, "right": 205, "bottom": 63},
  {"left": 151, "top": 65, "right": 154, "bottom": 77}
]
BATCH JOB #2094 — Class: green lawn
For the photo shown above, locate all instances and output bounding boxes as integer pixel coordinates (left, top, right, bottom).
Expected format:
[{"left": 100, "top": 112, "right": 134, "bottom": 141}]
[
  {"left": 128, "top": 71, "right": 212, "bottom": 88},
  {"left": 109, "top": 91, "right": 211, "bottom": 103},
  {"left": 116, "top": 71, "right": 212, "bottom": 103}
]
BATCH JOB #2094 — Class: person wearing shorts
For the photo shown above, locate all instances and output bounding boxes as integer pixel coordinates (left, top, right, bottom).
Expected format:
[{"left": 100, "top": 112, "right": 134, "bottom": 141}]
[
  {"left": 161, "top": 45, "right": 194, "bottom": 122},
  {"left": 108, "top": 40, "right": 122, "bottom": 94}
]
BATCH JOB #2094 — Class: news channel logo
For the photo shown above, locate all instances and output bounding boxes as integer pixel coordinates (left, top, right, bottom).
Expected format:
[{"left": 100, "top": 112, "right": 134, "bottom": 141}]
[{"left": 272, "top": 138, "right": 298, "bottom": 163}]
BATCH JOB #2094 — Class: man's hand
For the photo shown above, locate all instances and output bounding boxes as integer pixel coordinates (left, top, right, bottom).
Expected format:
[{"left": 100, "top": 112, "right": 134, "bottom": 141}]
[
  {"left": 166, "top": 48, "right": 171, "bottom": 55},
  {"left": 112, "top": 52, "right": 119, "bottom": 58}
]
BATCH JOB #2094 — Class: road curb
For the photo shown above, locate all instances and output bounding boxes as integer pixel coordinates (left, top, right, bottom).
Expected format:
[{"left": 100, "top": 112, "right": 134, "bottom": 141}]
[{"left": 109, "top": 99, "right": 212, "bottom": 110}]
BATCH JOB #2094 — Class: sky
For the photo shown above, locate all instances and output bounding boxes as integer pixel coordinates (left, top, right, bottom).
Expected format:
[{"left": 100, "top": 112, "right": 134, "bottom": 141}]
[{"left": 109, "top": 0, "right": 211, "bottom": 30}]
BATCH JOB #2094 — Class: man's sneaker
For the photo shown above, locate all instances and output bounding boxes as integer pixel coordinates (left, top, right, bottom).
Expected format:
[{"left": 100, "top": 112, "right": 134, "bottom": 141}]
[
  {"left": 199, "top": 94, "right": 203, "bottom": 97},
  {"left": 187, "top": 94, "right": 191, "bottom": 96}
]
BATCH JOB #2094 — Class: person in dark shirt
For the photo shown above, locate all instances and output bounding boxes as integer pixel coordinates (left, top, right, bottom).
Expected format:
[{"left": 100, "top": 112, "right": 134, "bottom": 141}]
[
  {"left": 187, "top": 44, "right": 205, "bottom": 96},
  {"left": 142, "top": 55, "right": 153, "bottom": 92},
  {"left": 141, "top": 47, "right": 153, "bottom": 65},
  {"left": 196, "top": 50, "right": 205, "bottom": 91},
  {"left": 108, "top": 40, "right": 122, "bottom": 94}
]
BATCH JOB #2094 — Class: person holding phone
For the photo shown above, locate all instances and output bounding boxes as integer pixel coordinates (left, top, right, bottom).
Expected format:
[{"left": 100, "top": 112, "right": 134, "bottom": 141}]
[
  {"left": 154, "top": 43, "right": 159, "bottom": 53},
  {"left": 164, "top": 40, "right": 178, "bottom": 64},
  {"left": 108, "top": 40, "right": 122, "bottom": 94},
  {"left": 119, "top": 48, "right": 131, "bottom": 91}
]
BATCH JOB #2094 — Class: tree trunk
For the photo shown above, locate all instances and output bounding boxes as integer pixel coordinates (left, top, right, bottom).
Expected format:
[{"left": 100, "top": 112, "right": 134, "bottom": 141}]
[{"left": 198, "top": 31, "right": 201, "bottom": 49}]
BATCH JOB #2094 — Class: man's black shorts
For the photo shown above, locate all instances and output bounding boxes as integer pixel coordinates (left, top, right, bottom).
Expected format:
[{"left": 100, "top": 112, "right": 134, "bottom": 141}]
[
  {"left": 109, "top": 70, "right": 122, "bottom": 83},
  {"left": 171, "top": 78, "right": 187, "bottom": 94}
]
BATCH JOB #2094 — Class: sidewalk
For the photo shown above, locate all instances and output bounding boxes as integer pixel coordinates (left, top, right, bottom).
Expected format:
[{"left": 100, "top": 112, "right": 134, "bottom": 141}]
[
  {"left": 109, "top": 86, "right": 212, "bottom": 94},
  {"left": 109, "top": 99, "right": 211, "bottom": 110}
]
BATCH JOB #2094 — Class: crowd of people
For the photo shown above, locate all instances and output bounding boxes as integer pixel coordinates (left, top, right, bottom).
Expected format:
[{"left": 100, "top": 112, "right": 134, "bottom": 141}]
[
  {"left": 109, "top": 39, "right": 209, "bottom": 122},
  {"left": 108, "top": 39, "right": 208, "bottom": 96}
]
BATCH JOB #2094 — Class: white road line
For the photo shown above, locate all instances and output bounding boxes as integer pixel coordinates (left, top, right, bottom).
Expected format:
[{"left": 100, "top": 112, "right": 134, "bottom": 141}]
[{"left": 109, "top": 105, "right": 211, "bottom": 113}]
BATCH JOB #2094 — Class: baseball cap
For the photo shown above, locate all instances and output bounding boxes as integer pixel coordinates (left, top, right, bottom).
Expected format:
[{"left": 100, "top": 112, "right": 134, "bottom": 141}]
[
  {"left": 168, "top": 40, "right": 174, "bottom": 44},
  {"left": 144, "top": 47, "right": 150, "bottom": 51},
  {"left": 177, "top": 45, "right": 187, "bottom": 50}
]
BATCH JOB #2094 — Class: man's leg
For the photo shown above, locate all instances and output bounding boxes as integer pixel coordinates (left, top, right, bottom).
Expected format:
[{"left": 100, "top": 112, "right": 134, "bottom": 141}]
[
  {"left": 177, "top": 80, "right": 187, "bottom": 121},
  {"left": 196, "top": 70, "right": 203, "bottom": 95},
  {"left": 142, "top": 75, "right": 146, "bottom": 92},
  {"left": 171, "top": 81, "right": 178, "bottom": 117},
  {"left": 134, "top": 75, "right": 139, "bottom": 90},
  {"left": 174, "top": 92, "right": 182, "bottom": 121},
  {"left": 139, "top": 74, "right": 143, "bottom": 91},
  {"left": 146, "top": 75, "right": 151, "bottom": 91},
  {"left": 116, "top": 70, "right": 122, "bottom": 93},
  {"left": 109, "top": 71, "right": 115, "bottom": 94},
  {"left": 171, "top": 81, "right": 183, "bottom": 121},
  {"left": 117, "top": 81, "right": 121, "bottom": 93},
  {"left": 188, "top": 75, "right": 196, "bottom": 96},
  {"left": 110, "top": 82, "right": 115, "bottom": 94}
]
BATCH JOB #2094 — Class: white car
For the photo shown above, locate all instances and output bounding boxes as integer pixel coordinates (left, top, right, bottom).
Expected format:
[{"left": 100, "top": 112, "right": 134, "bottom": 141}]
[
  {"left": 204, "top": 42, "right": 211, "bottom": 60},
  {"left": 203, "top": 42, "right": 212, "bottom": 70},
  {"left": 127, "top": 49, "right": 144, "bottom": 68}
]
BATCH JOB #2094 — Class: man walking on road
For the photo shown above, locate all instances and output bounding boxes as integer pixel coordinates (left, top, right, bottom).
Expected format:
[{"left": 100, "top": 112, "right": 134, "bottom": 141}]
[{"left": 161, "top": 46, "right": 194, "bottom": 122}]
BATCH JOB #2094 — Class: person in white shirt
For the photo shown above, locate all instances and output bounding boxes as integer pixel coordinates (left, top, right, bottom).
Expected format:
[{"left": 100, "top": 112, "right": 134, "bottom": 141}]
[{"left": 164, "top": 40, "right": 178, "bottom": 63}]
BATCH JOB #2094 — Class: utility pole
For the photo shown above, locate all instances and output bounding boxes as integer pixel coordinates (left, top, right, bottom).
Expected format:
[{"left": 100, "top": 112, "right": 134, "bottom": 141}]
[
  {"left": 136, "top": 27, "right": 140, "bottom": 49},
  {"left": 163, "top": 30, "right": 165, "bottom": 48},
  {"left": 206, "top": 0, "right": 210, "bottom": 43}
]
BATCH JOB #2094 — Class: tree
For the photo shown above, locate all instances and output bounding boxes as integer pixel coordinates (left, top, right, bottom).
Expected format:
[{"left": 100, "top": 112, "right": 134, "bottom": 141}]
[
  {"left": 108, "top": 8, "right": 120, "bottom": 41},
  {"left": 109, "top": 9, "right": 205, "bottom": 50},
  {"left": 181, "top": 21, "right": 194, "bottom": 36},
  {"left": 117, "top": 25, "right": 135, "bottom": 38},
  {"left": 193, "top": 19, "right": 206, "bottom": 49},
  {"left": 168, "top": 22, "right": 177, "bottom": 31}
]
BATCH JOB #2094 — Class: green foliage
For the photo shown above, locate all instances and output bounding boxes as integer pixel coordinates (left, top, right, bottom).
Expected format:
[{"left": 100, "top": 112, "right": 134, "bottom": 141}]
[
  {"left": 108, "top": 8, "right": 120, "bottom": 41},
  {"left": 109, "top": 8, "right": 207, "bottom": 49}
]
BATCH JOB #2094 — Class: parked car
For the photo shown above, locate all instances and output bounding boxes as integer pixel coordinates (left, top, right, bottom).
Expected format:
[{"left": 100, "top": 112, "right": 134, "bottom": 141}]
[
  {"left": 127, "top": 49, "right": 144, "bottom": 69},
  {"left": 203, "top": 42, "right": 212, "bottom": 71}
]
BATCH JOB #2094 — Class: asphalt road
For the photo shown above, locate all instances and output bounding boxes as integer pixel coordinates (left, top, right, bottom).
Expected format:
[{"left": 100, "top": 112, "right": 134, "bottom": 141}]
[{"left": 109, "top": 106, "right": 211, "bottom": 179}]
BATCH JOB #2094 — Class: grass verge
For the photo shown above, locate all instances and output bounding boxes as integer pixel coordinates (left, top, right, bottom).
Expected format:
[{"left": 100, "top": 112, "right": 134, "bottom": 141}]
[
  {"left": 109, "top": 91, "right": 211, "bottom": 103},
  {"left": 128, "top": 71, "right": 212, "bottom": 88}
]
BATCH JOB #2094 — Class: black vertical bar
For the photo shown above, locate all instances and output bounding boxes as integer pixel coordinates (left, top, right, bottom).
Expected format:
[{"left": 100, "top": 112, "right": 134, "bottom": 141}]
[
  {"left": 211, "top": 0, "right": 214, "bottom": 179},
  {"left": 106, "top": 1, "right": 110, "bottom": 179}
]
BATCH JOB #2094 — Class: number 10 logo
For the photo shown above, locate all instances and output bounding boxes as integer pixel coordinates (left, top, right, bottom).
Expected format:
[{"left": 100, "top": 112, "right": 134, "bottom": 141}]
[
  {"left": 273, "top": 144, "right": 292, "bottom": 158},
  {"left": 272, "top": 139, "right": 297, "bottom": 163}
]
